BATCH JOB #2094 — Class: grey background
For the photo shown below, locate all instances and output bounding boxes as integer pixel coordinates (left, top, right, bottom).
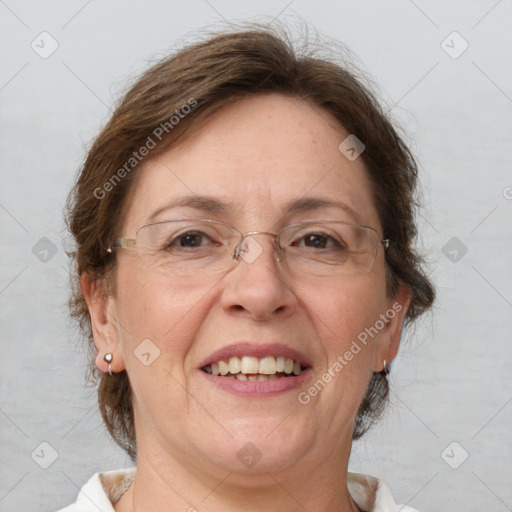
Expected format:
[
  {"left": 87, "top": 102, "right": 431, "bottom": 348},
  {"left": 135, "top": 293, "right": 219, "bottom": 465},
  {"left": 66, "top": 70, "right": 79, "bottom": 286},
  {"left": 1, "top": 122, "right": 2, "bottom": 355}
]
[{"left": 1, "top": 1, "right": 511, "bottom": 511}]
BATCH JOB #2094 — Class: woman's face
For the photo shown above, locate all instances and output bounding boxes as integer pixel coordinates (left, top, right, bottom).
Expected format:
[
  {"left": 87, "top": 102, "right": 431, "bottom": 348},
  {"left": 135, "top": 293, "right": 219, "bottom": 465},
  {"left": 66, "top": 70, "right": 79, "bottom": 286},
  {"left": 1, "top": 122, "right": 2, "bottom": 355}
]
[{"left": 87, "top": 93, "right": 409, "bottom": 478}]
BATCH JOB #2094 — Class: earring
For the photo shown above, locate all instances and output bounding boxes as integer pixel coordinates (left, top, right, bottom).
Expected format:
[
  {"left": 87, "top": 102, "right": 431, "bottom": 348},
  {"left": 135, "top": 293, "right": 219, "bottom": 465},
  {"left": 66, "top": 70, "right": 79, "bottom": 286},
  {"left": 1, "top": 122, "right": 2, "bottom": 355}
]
[
  {"left": 383, "top": 359, "right": 390, "bottom": 375},
  {"left": 103, "top": 353, "right": 114, "bottom": 376}
]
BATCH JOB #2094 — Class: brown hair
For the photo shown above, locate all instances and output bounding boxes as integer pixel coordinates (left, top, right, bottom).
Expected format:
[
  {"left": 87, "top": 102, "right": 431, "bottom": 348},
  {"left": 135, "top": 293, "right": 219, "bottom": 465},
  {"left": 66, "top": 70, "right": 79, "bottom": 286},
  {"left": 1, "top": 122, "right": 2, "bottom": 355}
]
[{"left": 65, "top": 24, "right": 435, "bottom": 462}]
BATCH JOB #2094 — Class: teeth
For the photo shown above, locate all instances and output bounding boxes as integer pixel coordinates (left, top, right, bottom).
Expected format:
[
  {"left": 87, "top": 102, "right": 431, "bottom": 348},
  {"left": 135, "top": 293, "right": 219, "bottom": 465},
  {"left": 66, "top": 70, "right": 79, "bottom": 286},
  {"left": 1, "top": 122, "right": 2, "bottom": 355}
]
[
  {"left": 284, "top": 358, "right": 294, "bottom": 374},
  {"left": 203, "top": 355, "right": 305, "bottom": 378},
  {"left": 259, "top": 356, "right": 277, "bottom": 374},
  {"left": 219, "top": 360, "right": 230, "bottom": 376},
  {"left": 228, "top": 357, "right": 241, "bottom": 374},
  {"left": 241, "top": 356, "right": 259, "bottom": 374}
]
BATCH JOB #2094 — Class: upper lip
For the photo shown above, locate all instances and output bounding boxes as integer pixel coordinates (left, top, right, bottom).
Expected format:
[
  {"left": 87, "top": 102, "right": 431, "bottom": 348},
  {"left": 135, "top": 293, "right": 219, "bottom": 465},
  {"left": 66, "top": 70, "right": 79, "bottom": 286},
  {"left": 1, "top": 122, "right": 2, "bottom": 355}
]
[{"left": 198, "top": 342, "right": 312, "bottom": 369}]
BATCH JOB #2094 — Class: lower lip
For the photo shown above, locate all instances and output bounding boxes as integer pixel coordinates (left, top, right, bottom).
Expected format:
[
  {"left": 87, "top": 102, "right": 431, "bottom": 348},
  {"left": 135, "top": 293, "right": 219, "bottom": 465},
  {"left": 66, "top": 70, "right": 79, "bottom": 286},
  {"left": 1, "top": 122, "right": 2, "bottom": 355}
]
[{"left": 199, "top": 369, "right": 311, "bottom": 398}]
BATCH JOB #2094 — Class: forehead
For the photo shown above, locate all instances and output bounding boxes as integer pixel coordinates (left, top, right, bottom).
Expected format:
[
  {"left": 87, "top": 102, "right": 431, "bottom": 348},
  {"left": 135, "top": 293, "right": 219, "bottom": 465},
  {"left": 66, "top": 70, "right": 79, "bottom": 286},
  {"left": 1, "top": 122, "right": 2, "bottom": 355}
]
[{"left": 122, "top": 93, "right": 380, "bottom": 232}]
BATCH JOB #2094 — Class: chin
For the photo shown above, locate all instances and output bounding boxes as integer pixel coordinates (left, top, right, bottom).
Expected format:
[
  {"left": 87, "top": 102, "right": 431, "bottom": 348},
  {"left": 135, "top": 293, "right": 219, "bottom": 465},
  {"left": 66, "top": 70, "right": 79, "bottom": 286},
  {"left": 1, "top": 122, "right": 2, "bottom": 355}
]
[{"left": 196, "top": 417, "right": 312, "bottom": 475}]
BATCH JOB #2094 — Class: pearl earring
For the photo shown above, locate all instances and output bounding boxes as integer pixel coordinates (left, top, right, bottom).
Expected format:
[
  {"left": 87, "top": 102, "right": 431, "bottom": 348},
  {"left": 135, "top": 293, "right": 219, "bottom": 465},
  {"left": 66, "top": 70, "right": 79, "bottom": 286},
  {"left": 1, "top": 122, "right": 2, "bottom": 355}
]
[{"left": 103, "top": 353, "right": 114, "bottom": 376}]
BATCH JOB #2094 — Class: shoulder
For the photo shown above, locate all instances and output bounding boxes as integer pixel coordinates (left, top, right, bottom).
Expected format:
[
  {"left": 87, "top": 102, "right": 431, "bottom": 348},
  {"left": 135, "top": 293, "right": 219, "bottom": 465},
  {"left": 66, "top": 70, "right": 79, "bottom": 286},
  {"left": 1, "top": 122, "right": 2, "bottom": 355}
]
[
  {"left": 348, "top": 472, "right": 422, "bottom": 512},
  {"left": 53, "top": 467, "right": 136, "bottom": 512}
]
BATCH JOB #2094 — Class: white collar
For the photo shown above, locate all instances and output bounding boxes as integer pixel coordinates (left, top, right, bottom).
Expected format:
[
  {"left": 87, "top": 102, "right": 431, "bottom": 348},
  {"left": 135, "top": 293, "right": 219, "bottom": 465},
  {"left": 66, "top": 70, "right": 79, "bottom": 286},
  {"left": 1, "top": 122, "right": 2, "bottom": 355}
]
[{"left": 62, "top": 467, "right": 420, "bottom": 512}]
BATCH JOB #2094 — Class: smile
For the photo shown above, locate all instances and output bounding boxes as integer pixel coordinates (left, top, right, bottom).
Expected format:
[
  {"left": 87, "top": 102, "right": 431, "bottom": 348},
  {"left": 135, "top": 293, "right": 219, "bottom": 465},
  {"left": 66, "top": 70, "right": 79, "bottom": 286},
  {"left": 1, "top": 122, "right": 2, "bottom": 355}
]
[{"left": 202, "top": 355, "right": 305, "bottom": 381}]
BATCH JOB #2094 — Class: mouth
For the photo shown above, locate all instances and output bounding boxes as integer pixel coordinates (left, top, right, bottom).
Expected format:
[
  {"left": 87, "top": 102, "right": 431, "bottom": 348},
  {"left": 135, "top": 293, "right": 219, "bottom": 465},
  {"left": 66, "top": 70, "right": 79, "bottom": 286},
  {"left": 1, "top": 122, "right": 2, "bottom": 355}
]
[
  {"left": 198, "top": 343, "right": 312, "bottom": 397},
  {"left": 202, "top": 355, "right": 306, "bottom": 381}
]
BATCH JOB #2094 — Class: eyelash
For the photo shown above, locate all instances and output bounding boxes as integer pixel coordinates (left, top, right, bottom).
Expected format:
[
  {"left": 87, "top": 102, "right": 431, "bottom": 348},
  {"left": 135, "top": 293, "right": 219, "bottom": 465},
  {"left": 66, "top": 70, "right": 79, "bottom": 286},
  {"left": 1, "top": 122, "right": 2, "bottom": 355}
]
[{"left": 166, "top": 230, "right": 346, "bottom": 251}]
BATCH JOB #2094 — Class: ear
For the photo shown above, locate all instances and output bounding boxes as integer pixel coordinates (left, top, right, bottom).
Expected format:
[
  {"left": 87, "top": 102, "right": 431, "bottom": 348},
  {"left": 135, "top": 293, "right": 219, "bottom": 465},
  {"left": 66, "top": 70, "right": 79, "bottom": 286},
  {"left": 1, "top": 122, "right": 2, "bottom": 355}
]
[
  {"left": 81, "top": 272, "right": 126, "bottom": 374},
  {"left": 373, "top": 283, "right": 412, "bottom": 373}
]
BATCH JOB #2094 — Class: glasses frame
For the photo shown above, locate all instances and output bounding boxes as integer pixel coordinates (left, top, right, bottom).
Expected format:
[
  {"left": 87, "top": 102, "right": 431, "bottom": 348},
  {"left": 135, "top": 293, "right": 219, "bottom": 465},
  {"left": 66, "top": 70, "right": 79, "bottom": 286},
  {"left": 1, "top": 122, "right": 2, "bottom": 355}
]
[{"left": 107, "top": 218, "right": 390, "bottom": 275}]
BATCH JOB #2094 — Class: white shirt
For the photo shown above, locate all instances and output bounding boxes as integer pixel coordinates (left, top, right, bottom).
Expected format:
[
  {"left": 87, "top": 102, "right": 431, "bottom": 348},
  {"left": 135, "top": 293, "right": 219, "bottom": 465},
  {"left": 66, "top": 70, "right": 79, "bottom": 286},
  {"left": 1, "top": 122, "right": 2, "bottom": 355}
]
[{"left": 55, "top": 467, "right": 421, "bottom": 512}]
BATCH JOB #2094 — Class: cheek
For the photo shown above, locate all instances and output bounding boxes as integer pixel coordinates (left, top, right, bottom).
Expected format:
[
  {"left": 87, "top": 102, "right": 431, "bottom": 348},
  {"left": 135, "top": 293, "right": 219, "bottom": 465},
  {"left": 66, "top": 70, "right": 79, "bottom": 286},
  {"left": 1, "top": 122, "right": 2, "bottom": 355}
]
[
  {"left": 114, "top": 266, "right": 213, "bottom": 364},
  {"left": 292, "top": 275, "right": 389, "bottom": 433},
  {"left": 304, "top": 273, "right": 388, "bottom": 368},
  {"left": 112, "top": 269, "right": 220, "bottom": 427}
]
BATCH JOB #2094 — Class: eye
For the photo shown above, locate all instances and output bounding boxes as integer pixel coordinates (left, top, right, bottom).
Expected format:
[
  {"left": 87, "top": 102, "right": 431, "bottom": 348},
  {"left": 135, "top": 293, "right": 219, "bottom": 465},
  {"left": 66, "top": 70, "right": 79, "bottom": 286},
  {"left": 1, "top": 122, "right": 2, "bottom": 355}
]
[
  {"left": 301, "top": 233, "right": 332, "bottom": 249},
  {"left": 166, "top": 230, "right": 221, "bottom": 250},
  {"left": 291, "top": 231, "right": 347, "bottom": 250}
]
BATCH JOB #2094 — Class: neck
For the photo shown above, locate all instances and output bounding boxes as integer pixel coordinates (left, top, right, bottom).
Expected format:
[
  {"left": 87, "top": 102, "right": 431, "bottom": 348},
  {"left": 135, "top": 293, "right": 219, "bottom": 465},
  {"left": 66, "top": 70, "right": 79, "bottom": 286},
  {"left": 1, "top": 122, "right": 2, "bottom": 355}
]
[{"left": 114, "top": 441, "right": 360, "bottom": 512}]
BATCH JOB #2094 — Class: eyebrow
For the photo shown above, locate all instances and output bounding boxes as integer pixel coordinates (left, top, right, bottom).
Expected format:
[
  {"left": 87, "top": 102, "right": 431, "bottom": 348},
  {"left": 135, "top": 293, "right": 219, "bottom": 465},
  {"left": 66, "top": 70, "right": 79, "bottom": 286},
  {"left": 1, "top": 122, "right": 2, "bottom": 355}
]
[
  {"left": 148, "top": 195, "right": 230, "bottom": 222},
  {"left": 283, "top": 197, "right": 363, "bottom": 224},
  {"left": 148, "top": 195, "right": 362, "bottom": 224}
]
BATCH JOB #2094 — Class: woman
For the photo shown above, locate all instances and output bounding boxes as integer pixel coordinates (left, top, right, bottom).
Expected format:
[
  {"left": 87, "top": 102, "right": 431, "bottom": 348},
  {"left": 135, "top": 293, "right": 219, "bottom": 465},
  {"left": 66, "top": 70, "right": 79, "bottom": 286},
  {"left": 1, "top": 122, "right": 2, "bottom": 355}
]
[{"left": 59, "top": 25, "right": 434, "bottom": 512}]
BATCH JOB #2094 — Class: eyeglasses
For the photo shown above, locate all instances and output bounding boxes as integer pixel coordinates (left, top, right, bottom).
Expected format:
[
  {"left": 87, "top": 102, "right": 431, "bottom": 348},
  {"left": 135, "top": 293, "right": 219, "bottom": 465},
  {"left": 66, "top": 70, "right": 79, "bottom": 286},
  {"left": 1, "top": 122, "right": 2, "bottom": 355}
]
[{"left": 107, "top": 218, "right": 389, "bottom": 277}]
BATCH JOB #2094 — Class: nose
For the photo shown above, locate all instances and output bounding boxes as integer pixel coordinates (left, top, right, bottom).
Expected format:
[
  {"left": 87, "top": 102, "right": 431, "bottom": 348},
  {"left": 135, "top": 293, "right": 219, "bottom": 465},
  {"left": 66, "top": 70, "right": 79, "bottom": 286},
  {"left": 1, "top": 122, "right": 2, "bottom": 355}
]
[
  {"left": 221, "top": 233, "right": 297, "bottom": 322},
  {"left": 232, "top": 231, "right": 285, "bottom": 263}
]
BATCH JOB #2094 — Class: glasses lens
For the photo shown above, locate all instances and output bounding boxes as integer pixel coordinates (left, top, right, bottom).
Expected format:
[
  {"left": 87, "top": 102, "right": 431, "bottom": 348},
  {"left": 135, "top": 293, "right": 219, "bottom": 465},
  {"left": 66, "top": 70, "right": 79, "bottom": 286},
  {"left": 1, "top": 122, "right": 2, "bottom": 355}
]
[
  {"left": 133, "top": 220, "right": 380, "bottom": 277},
  {"left": 279, "top": 222, "right": 379, "bottom": 276},
  {"left": 136, "top": 219, "right": 240, "bottom": 275}
]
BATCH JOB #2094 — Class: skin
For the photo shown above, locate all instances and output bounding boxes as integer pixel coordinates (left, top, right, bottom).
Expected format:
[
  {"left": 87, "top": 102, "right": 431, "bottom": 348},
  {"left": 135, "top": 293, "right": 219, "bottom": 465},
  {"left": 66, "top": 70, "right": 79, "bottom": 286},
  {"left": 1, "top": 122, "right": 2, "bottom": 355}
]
[{"left": 83, "top": 93, "right": 411, "bottom": 512}]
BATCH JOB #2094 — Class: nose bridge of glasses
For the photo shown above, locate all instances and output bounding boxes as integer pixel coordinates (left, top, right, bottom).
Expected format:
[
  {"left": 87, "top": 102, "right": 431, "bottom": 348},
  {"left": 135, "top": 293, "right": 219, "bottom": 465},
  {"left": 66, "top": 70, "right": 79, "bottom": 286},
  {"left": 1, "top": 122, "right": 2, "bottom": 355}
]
[{"left": 232, "top": 230, "right": 283, "bottom": 263}]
